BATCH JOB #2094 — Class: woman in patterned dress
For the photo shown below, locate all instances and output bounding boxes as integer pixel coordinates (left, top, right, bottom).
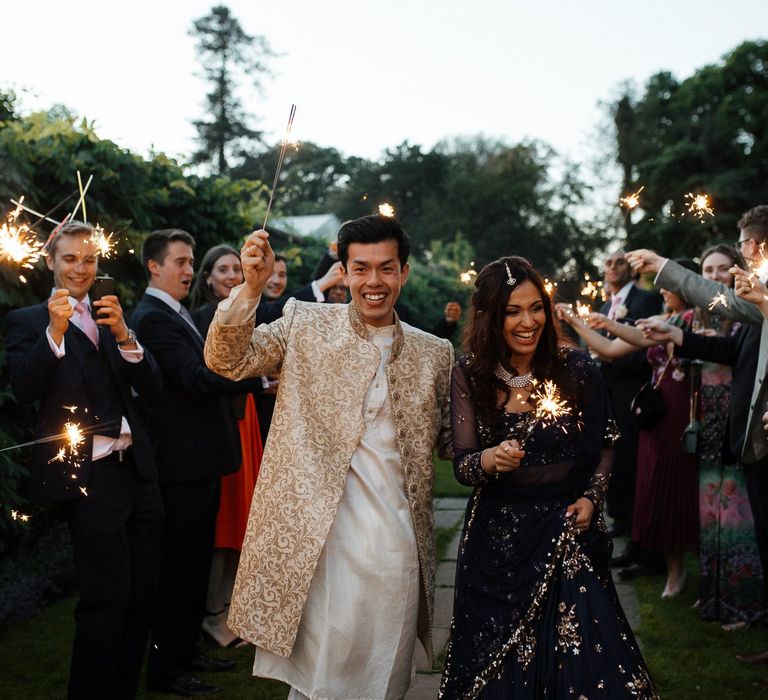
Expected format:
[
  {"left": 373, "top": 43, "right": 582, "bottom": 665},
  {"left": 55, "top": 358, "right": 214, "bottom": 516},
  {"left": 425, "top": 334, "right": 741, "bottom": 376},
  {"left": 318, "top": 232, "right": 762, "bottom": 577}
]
[{"left": 440, "top": 257, "right": 657, "bottom": 699}]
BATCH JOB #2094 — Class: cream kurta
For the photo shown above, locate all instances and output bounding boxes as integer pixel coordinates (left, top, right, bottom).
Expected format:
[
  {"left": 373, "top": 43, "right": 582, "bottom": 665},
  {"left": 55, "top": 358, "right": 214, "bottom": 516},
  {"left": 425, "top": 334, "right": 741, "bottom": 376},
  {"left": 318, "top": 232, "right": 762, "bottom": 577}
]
[
  {"left": 252, "top": 326, "right": 420, "bottom": 699},
  {"left": 203, "top": 289, "right": 453, "bottom": 665}
]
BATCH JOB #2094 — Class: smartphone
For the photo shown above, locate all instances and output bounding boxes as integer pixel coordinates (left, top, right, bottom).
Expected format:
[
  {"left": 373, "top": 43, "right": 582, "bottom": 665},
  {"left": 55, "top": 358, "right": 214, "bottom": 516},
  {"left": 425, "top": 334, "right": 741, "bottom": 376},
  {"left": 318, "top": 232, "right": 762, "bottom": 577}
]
[{"left": 91, "top": 276, "right": 116, "bottom": 319}]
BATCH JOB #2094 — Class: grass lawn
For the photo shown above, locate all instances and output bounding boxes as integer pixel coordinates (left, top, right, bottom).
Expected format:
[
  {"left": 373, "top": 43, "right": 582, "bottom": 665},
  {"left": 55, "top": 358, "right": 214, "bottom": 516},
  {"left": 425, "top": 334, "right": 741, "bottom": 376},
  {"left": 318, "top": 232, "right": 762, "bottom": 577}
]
[
  {"left": 634, "top": 554, "right": 768, "bottom": 699},
  {"left": 433, "top": 452, "right": 472, "bottom": 498}
]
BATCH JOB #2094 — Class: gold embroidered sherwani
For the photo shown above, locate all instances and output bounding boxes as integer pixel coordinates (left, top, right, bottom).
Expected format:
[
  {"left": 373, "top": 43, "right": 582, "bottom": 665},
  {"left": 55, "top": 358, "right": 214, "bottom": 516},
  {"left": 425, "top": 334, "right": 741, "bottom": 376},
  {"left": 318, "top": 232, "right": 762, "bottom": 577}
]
[{"left": 204, "top": 293, "right": 453, "bottom": 667}]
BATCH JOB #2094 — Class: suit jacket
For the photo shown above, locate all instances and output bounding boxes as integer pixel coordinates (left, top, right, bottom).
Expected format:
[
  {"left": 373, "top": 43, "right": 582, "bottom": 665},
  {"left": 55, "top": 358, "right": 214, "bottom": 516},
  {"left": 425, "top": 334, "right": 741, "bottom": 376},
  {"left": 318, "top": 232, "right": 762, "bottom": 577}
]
[
  {"left": 130, "top": 293, "right": 262, "bottom": 483},
  {"left": 599, "top": 284, "right": 663, "bottom": 399},
  {"left": 204, "top": 299, "right": 453, "bottom": 661},
  {"left": 255, "top": 284, "right": 317, "bottom": 325},
  {"left": 657, "top": 259, "right": 768, "bottom": 463},
  {"left": 5, "top": 302, "right": 161, "bottom": 503}
]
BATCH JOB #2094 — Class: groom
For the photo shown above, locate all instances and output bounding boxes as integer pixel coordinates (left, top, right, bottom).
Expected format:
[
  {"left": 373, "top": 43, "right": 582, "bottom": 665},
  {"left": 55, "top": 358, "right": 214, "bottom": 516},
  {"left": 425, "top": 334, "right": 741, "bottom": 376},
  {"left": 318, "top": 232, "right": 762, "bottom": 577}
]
[{"left": 204, "top": 215, "right": 453, "bottom": 698}]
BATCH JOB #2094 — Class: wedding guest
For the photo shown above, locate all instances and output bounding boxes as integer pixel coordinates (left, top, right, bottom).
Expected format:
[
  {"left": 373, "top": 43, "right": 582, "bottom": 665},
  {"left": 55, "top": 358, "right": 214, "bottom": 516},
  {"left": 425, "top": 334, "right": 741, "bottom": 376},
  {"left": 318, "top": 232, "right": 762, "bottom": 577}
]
[
  {"left": 204, "top": 215, "right": 453, "bottom": 699},
  {"left": 190, "top": 244, "right": 264, "bottom": 648},
  {"left": 440, "top": 256, "right": 656, "bottom": 698},
  {"left": 131, "top": 230, "right": 262, "bottom": 697},
  {"left": 598, "top": 251, "right": 662, "bottom": 552},
  {"left": 626, "top": 206, "right": 768, "bottom": 620},
  {"left": 693, "top": 245, "right": 763, "bottom": 627},
  {"left": 558, "top": 262, "right": 698, "bottom": 599},
  {"left": 5, "top": 221, "right": 163, "bottom": 700}
]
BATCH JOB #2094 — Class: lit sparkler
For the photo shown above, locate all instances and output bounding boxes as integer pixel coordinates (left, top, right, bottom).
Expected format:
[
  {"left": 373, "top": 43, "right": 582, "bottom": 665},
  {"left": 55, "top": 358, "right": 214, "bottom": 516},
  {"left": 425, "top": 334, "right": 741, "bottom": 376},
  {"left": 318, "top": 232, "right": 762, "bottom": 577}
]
[
  {"left": 378, "top": 203, "right": 396, "bottom": 218},
  {"left": 685, "top": 192, "right": 714, "bottom": 221},
  {"left": 576, "top": 303, "right": 591, "bottom": 321},
  {"left": 460, "top": 261, "right": 477, "bottom": 285},
  {"left": 0, "top": 199, "right": 45, "bottom": 279},
  {"left": 89, "top": 225, "right": 117, "bottom": 258},
  {"left": 708, "top": 292, "right": 729, "bottom": 311},
  {"left": 10, "top": 510, "right": 31, "bottom": 523},
  {"left": 619, "top": 186, "right": 644, "bottom": 210},
  {"left": 518, "top": 380, "right": 573, "bottom": 447},
  {"left": 64, "top": 422, "right": 84, "bottom": 453},
  {"left": 262, "top": 104, "right": 297, "bottom": 230}
]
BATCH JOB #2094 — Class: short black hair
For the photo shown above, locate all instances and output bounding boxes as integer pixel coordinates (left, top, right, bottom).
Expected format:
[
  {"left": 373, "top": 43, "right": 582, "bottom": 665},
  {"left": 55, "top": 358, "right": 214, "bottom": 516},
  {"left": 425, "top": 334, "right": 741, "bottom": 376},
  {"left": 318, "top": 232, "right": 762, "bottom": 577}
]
[
  {"left": 142, "top": 229, "right": 195, "bottom": 280},
  {"left": 274, "top": 253, "right": 288, "bottom": 265},
  {"left": 337, "top": 215, "right": 410, "bottom": 268}
]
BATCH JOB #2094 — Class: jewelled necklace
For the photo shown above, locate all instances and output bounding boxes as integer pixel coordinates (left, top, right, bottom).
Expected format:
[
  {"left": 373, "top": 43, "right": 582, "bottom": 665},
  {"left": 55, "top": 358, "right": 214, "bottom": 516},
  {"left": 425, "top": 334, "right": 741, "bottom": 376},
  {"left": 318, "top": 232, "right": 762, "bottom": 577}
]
[{"left": 495, "top": 363, "right": 533, "bottom": 388}]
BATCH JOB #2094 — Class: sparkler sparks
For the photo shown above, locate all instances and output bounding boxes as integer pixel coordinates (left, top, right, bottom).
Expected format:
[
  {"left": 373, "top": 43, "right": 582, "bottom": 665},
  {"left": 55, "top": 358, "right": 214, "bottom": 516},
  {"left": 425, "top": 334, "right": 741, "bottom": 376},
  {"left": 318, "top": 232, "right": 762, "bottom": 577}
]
[
  {"left": 531, "top": 380, "right": 572, "bottom": 425},
  {"left": 685, "top": 192, "right": 714, "bottom": 221},
  {"left": 89, "top": 225, "right": 117, "bottom": 258},
  {"left": 576, "top": 303, "right": 591, "bottom": 321},
  {"left": 708, "top": 292, "right": 729, "bottom": 311},
  {"left": 460, "top": 262, "right": 477, "bottom": 285},
  {"left": 619, "top": 186, "right": 644, "bottom": 210},
  {"left": 378, "top": 203, "right": 396, "bottom": 218},
  {"left": 750, "top": 242, "right": 768, "bottom": 284},
  {"left": 49, "top": 447, "right": 67, "bottom": 463},
  {"left": 64, "top": 422, "right": 84, "bottom": 453},
  {"left": 0, "top": 199, "right": 45, "bottom": 279},
  {"left": 62, "top": 404, "right": 78, "bottom": 414},
  {"left": 10, "top": 510, "right": 31, "bottom": 523},
  {"left": 544, "top": 279, "right": 558, "bottom": 296}
]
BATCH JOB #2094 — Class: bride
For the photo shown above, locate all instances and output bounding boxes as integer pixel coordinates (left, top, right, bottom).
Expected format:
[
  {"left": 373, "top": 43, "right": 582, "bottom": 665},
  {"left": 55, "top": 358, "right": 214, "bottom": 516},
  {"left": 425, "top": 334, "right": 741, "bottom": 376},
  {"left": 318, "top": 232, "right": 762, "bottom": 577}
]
[{"left": 439, "top": 256, "right": 657, "bottom": 699}]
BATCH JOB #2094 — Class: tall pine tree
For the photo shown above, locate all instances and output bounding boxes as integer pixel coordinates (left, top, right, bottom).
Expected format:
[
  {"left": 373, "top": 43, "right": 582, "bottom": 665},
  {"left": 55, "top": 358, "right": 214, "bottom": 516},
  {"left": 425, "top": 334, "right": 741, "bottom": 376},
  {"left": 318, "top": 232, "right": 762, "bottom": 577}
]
[{"left": 190, "top": 5, "right": 274, "bottom": 174}]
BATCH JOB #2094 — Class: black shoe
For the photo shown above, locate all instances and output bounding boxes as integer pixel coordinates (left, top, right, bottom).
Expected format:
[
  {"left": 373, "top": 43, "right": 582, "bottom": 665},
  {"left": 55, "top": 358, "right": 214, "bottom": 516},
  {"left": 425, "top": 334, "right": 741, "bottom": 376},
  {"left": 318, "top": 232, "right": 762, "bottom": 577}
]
[
  {"left": 186, "top": 652, "right": 236, "bottom": 673},
  {"left": 616, "top": 564, "right": 647, "bottom": 580},
  {"left": 148, "top": 674, "right": 219, "bottom": 696}
]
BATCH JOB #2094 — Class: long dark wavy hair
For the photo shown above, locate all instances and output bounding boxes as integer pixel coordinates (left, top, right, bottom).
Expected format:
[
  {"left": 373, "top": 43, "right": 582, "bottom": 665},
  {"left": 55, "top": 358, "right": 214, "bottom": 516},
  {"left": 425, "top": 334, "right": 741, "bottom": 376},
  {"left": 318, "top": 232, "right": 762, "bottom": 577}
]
[{"left": 462, "top": 256, "right": 574, "bottom": 426}]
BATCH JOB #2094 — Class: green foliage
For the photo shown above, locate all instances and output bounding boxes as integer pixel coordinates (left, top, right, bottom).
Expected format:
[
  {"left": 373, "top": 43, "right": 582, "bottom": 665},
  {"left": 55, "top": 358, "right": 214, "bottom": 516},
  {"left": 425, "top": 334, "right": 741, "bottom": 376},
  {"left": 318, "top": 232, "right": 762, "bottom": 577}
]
[
  {"left": 611, "top": 40, "right": 768, "bottom": 255},
  {"left": 190, "top": 4, "right": 275, "bottom": 174},
  {"left": 0, "top": 106, "right": 271, "bottom": 554}
]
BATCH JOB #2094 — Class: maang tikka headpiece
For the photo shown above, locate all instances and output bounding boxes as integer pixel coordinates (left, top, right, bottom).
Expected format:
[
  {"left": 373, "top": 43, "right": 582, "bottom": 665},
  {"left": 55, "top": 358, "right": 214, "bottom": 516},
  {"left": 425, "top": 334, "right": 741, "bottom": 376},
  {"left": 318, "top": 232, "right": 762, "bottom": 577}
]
[{"left": 504, "top": 262, "right": 517, "bottom": 287}]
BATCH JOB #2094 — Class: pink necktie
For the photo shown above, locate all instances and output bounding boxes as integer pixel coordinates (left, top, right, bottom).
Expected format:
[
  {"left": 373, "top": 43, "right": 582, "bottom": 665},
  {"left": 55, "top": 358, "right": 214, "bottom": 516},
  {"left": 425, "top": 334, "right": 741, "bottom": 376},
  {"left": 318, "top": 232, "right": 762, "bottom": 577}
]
[
  {"left": 75, "top": 301, "right": 99, "bottom": 347},
  {"left": 608, "top": 295, "right": 623, "bottom": 321}
]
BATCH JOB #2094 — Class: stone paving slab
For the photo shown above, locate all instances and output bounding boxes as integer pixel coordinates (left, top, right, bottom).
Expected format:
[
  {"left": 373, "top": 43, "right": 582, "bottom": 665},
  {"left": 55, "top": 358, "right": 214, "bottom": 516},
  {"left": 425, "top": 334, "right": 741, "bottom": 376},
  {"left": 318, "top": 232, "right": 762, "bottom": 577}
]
[
  {"left": 436, "top": 561, "right": 456, "bottom": 588},
  {"left": 405, "top": 671, "right": 441, "bottom": 699},
  {"left": 434, "top": 497, "right": 469, "bottom": 511},
  {"left": 434, "top": 509, "right": 465, "bottom": 529}
]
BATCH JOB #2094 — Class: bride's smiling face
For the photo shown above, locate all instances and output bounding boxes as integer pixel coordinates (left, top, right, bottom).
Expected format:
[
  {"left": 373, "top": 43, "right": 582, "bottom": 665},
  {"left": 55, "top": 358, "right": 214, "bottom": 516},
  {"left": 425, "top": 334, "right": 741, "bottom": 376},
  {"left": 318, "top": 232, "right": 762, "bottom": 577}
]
[{"left": 502, "top": 280, "right": 547, "bottom": 359}]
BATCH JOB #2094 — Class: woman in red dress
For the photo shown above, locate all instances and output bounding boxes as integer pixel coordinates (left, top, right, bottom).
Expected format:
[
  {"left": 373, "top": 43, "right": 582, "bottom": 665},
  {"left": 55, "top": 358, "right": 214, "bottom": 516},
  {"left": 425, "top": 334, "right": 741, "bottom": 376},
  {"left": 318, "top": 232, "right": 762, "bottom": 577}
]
[{"left": 191, "top": 244, "right": 263, "bottom": 646}]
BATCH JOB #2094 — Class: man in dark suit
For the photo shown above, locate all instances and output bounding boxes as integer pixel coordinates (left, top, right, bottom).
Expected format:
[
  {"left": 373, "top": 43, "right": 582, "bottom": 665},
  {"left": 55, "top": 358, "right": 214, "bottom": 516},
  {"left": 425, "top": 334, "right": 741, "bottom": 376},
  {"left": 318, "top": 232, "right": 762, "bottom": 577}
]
[
  {"left": 5, "top": 221, "right": 163, "bottom": 700},
  {"left": 131, "top": 229, "right": 262, "bottom": 697},
  {"left": 597, "top": 250, "right": 662, "bottom": 549}
]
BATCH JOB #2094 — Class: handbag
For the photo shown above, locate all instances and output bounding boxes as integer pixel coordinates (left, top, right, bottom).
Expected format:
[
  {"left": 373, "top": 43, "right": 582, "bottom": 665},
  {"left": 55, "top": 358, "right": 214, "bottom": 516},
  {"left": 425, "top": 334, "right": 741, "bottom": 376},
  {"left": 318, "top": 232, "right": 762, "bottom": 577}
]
[
  {"left": 681, "top": 361, "right": 702, "bottom": 455},
  {"left": 630, "top": 356, "right": 671, "bottom": 430}
]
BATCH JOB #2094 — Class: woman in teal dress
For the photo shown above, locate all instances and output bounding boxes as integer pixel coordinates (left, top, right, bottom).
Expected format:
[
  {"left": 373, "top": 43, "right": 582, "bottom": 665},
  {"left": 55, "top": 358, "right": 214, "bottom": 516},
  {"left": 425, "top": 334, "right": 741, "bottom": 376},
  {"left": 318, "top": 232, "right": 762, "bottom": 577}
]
[{"left": 695, "top": 245, "right": 764, "bottom": 626}]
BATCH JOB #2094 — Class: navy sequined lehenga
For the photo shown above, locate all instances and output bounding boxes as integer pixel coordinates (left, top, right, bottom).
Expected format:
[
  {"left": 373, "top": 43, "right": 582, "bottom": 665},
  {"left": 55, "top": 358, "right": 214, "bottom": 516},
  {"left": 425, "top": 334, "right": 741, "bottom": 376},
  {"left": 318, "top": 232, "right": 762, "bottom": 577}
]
[{"left": 439, "top": 349, "right": 658, "bottom": 699}]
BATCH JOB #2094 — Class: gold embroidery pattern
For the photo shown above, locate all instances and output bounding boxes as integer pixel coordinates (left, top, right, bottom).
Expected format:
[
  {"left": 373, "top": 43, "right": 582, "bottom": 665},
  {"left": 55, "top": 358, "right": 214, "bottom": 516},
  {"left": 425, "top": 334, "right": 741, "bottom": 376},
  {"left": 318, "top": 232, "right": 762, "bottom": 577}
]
[{"left": 556, "top": 603, "right": 582, "bottom": 656}]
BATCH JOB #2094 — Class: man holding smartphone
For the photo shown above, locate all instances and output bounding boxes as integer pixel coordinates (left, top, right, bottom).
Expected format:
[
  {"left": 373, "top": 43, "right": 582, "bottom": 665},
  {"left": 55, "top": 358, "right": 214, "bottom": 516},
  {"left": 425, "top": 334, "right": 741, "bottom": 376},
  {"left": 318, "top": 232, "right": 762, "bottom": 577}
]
[{"left": 4, "top": 220, "right": 164, "bottom": 700}]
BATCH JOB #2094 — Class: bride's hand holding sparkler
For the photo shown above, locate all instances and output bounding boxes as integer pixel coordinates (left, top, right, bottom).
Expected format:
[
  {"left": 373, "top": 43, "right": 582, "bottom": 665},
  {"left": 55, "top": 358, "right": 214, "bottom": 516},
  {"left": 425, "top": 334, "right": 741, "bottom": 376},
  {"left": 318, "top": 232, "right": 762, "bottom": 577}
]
[
  {"left": 481, "top": 439, "right": 525, "bottom": 475},
  {"left": 240, "top": 230, "right": 275, "bottom": 299},
  {"left": 566, "top": 497, "right": 594, "bottom": 533},
  {"left": 48, "top": 288, "right": 74, "bottom": 345},
  {"left": 585, "top": 312, "right": 611, "bottom": 331},
  {"left": 625, "top": 249, "right": 665, "bottom": 275}
]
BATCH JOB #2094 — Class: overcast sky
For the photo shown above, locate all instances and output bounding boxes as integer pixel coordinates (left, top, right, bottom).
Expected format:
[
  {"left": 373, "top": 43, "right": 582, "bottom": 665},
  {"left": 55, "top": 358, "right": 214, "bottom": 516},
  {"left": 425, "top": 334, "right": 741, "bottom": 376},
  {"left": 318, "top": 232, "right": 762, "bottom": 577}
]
[{"left": 4, "top": 0, "right": 766, "bottom": 166}]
